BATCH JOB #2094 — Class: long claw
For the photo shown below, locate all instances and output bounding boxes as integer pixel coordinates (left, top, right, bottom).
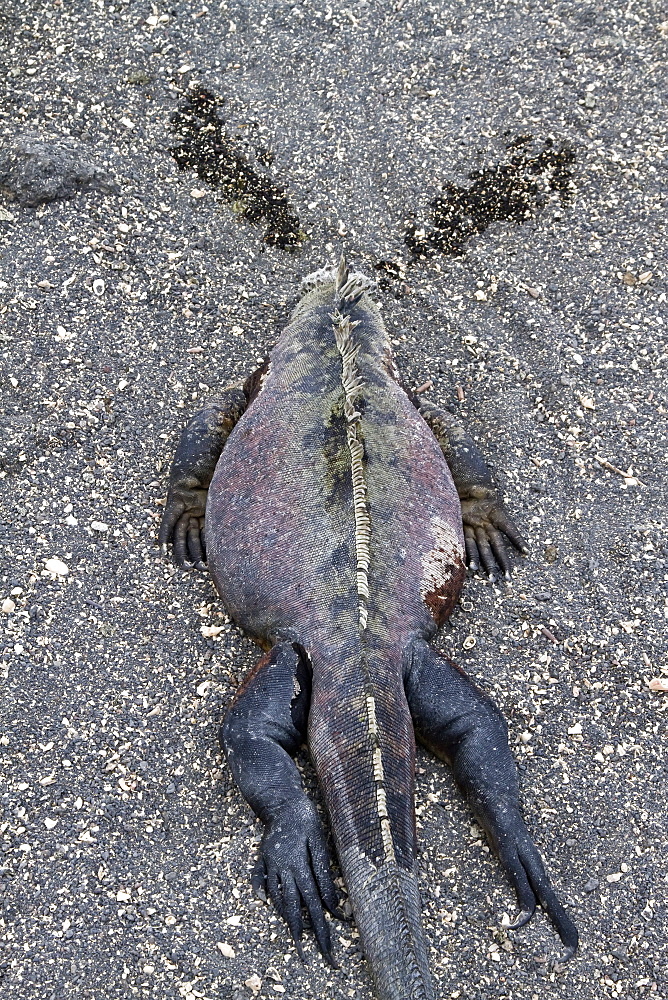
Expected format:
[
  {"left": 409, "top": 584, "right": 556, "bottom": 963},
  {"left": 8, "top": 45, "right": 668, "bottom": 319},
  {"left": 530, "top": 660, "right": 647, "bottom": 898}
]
[
  {"left": 474, "top": 527, "right": 497, "bottom": 579},
  {"left": 251, "top": 857, "right": 268, "bottom": 903},
  {"left": 507, "top": 907, "right": 533, "bottom": 930},
  {"left": 280, "top": 872, "right": 305, "bottom": 949},
  {"left": 296, "top": 874, "right": 332, "bottom": 963},
  {"left": 173, "top": 514, "right": 194, "bottom": 569},
  {"left": 266, "top": 866, "right": 283, "bottom": 918},
  {"left": 187, "top": 517, "right": 205, "bottom": 565},
  {"left": 491, "top": 509, "right": 529, "bottom": 554},
  {"left": 307, "top": 837, "right": 340, "bottom": 916},
  {"left": 488, "top": 527, "right": 511, "bottom": 580},
  {"left": 294, "top": 939, "right": 307, "bottom": 964},
  {"left": 158, "top": 499, "right": 185, "bottom": 549},
  {"left": 555, "top": 942, "right": 578, "bottom": 965},
  {"left": 464, "top": 527, "right": 480, "bottom": 572},
  {"left": 516, "top": 844, "right": 578, "bottom": 957}
]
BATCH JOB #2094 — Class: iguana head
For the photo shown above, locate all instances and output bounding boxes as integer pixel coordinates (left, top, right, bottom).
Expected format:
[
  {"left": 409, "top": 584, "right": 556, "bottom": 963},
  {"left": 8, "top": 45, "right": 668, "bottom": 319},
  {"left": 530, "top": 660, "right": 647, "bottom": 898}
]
[{"left": 292, "top": 254, "right": 376, "bottom": 317}]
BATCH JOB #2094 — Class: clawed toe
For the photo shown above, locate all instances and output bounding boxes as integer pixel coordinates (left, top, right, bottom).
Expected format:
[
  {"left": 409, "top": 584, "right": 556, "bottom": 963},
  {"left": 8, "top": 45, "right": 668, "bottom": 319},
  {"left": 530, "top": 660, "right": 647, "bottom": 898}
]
[
  {"left": 158, "top": 485, "right": 208, "bottom": 570},
  {"left": 253, "top": 804, "right": 340, "bottom": 965},
  {"left": 487, "top": 810, "right": 578, "bottom": 961},
  {"left": 462, "top": 496, "right": 529, "bottom": 580},
  {"left": 506, "top": 907, "right": 534, "bottom": 930}
]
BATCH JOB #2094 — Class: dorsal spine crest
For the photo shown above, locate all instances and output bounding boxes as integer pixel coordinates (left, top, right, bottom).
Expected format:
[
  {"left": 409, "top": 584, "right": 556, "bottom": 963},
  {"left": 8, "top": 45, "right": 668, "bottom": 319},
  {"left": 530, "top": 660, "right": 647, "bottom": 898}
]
[
  {"left": 331, "top": 262, "right": 396, "bottom": 865},
  {"left": 332, "top": 306, "right": 370, "bottom": 631}
]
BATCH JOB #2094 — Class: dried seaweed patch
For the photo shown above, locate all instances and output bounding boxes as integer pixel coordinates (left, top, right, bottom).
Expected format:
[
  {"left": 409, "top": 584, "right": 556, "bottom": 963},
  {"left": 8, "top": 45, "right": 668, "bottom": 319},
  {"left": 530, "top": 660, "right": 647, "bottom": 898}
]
[
  {"left": 406, "top": 138, "right": 576, "bottom": 258},
  {"left": 169, "top": 87, "right": 302, "bottom": 249}
]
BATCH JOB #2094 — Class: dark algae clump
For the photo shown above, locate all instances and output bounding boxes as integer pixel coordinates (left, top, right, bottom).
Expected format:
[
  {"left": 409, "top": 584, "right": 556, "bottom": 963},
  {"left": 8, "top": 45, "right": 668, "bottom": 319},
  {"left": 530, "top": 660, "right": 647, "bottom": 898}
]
[
  {"left": 170, "top": 87, "right": 302, "bottom": 249},
  {"left": 406, "top": 137, "right": 575, "bottom": 258}
]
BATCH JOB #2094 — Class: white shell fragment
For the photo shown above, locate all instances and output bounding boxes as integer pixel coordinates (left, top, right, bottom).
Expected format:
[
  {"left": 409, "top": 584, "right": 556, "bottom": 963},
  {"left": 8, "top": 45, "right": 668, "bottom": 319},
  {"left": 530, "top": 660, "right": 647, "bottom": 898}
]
[{"left": 44, "top": 557, "right": 69, "bottom": 577}]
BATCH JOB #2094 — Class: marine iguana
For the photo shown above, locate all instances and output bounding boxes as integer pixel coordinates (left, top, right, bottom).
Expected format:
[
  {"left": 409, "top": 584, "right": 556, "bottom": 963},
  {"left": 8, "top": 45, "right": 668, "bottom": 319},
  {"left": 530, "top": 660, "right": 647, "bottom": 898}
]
[{"left": 159, "top": 259, "right": 578, "bottom": 1000}]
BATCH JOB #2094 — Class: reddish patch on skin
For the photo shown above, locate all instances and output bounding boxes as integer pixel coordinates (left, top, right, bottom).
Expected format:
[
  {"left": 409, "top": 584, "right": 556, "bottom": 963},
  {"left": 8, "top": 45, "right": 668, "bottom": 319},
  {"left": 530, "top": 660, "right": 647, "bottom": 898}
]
[
  {"left": 232, "top": 647, "right": 274, "bottom": 703},
  {"left": 423, "top": 557, "right": 466, "bottom": 627},
  {"left": 243, "top": 357, "right": 271, "bottom": 405}
]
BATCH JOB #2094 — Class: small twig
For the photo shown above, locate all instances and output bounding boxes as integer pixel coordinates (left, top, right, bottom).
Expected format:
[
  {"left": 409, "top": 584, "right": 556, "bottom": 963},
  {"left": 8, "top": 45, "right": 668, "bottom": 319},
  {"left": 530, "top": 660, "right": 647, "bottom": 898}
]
[
  {"left": 414, "top": 380, "right": 433, "bottom": 395},
  {"left": 82, "top": 598, "right": 105, "bottom": 612},
  {"left": 595, "top": 455, "right": 646, "bottom": 486},
  {"left": 455, "top": 384, "right": 465, "bottom": 402},
  {"left": 539, "top": 625, "right": 560, "bottom": 644}
]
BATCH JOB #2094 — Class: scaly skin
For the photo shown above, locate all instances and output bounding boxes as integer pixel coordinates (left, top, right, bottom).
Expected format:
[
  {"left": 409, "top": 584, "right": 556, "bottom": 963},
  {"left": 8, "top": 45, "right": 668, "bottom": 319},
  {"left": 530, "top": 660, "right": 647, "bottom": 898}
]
[{"left": 160, "top": 260, "right": 578, "bottom": 1000}]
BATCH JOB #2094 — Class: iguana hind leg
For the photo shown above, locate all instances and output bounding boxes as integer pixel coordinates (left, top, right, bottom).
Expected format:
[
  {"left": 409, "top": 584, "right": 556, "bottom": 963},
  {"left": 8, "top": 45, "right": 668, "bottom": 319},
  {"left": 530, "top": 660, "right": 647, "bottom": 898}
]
[
  {"left": 404, "top": 637, "right": 578, "bottom": 962},
  {"left": 159, "top": 386, "right": 247, "bottom": 569},
  {"left": 220, "top": 641, "right": 339, "bottom": 964},
  {"left": 418, "top": 399, "right": 528, "bottom": 579}
]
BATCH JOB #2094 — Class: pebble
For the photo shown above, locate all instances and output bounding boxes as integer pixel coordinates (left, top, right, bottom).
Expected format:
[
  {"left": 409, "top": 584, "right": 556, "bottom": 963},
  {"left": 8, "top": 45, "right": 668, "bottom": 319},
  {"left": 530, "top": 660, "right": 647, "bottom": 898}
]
[
  {"left": 584, "top": 878, "right": 599, "bottom": 892},
  {"left": 1, "top": 598, "right": 15, "bottom": 614},
  {"left": 91, "top": 521, "right": 108, "bottom": 532},
  {"left": 216, "top": 941, "right": 235, "bottom": 958},
  {"left": 92, "top": 278, "right": 105, "bottom": 295},
  {"left": 44, "top": 557, "right": 69, "bottom": 576}
]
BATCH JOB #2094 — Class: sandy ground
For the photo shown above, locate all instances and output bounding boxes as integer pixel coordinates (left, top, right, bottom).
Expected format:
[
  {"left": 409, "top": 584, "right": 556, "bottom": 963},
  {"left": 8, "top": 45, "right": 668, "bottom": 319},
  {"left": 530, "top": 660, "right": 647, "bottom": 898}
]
[{"left": 1, "top": 2, "right": 667, "bottom": 999}]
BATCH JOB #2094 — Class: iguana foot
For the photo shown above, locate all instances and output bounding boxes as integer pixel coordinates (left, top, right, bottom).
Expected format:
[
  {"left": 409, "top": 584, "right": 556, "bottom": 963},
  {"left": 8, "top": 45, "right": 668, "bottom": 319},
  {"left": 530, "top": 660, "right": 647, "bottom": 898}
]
[
  {"left": 461, "top": 492, "right": 528, "bottom": 580},
  {"left": 479, "top": 798, "right": 578, "bottom": 963},
  {"left": 252, "top": 800, "right": 340, "bottom": 966},
  {"left": 158, "top": 387, "right": 248, "bottom": 571},
  {"left": 405, "top": 638, "right": 578, "bottom": 963},
  {"left": 159, "top": 486, "right": 208, "bottom": 571}
]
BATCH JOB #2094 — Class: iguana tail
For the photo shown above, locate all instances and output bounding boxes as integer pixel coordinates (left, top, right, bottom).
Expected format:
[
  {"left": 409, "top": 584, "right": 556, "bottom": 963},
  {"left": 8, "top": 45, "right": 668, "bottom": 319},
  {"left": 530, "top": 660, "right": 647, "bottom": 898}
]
[{"left": 309, "top": 647, "right": 434, "bottom": 1000}]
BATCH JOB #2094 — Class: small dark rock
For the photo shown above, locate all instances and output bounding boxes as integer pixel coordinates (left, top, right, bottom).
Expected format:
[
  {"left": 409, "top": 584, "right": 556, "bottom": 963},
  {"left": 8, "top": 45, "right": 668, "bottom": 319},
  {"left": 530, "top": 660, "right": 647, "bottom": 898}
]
[
  {"left": 583, "top": 878, "right": 599, "bottom": 892},
  {"left": 0, "top": 133, "right": 116, "bottom": 207}
]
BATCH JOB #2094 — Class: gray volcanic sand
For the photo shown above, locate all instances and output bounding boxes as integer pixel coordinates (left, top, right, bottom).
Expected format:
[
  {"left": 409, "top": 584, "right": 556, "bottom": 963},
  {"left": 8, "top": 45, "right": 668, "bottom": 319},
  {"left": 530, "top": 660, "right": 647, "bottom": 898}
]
[{"left": 1, "top": 3, "right": 667, "bottom": 999}]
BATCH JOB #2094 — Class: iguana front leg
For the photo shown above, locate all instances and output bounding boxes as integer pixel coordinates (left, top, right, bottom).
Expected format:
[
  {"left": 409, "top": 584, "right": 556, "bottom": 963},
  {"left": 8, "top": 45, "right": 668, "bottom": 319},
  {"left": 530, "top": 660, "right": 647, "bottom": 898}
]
[
  {"left": 159, "top": 386, "right": 247, "bottom": 569},
  {"left": 418, "top": 399, "right": 528, "bottom": 579},
  {"left": 404, "top": 637, "right": 578, "bottom": 962},
  {"left": 220, "top": 642, "right": 339, "bottom": 963}
]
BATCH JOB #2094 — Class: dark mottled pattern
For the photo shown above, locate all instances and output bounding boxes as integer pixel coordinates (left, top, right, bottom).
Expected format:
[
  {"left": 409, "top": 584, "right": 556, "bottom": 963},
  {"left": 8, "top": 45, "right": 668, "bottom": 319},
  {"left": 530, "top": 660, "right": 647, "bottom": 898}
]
[{"left": 206, "top": 276, "right": 464, "bottom": 999}]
